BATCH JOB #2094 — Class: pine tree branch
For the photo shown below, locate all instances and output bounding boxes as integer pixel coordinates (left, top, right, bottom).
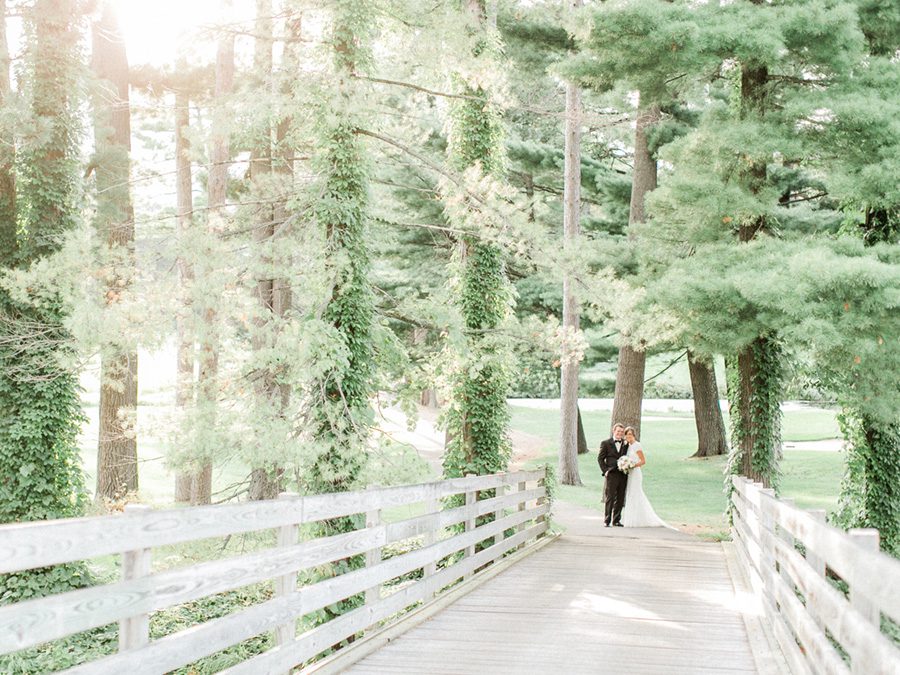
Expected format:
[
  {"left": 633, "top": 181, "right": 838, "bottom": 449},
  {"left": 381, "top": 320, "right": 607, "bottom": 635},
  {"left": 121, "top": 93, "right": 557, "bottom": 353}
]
[
  {"left": 355, "top": 127, "right": 487, "bottom": 205},
  {"left": 644, "top": 351, "right": 688, "bottom": 384},
  {"left": 356, "top": 75, "right": 480, "bottom": 102}
]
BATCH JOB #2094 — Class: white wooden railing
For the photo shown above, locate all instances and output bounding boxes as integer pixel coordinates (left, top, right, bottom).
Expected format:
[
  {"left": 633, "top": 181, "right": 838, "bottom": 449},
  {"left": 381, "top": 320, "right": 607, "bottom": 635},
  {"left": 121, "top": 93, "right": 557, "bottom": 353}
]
[
  {"left": 0, "top": 469, "right": 549, "bottom": 674},
  {"left": 731, "top": 476, "right": 900, "bottom": 675}
]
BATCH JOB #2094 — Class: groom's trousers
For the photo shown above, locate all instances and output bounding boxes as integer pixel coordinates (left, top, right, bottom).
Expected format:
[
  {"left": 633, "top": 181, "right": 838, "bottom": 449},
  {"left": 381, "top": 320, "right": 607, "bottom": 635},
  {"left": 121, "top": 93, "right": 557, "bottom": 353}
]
[{"left": 604, "top": 470, "right": 627, "bottom": 525}]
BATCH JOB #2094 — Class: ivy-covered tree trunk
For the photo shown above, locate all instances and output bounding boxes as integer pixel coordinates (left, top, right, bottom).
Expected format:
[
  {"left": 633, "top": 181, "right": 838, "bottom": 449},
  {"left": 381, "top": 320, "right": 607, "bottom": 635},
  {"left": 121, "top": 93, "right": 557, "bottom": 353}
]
[
  {"left": 727, "top": 60, "right": 783, "bottom": 490},
  {"left": 0, "top": 0, "right": 13, "bottom": 259},
  {"left": 610, "top": 101, "right": 659, "bottom": 439},
  {"left": 558, "top": 0, "right": 584, "bottom": 486},
  {"left": 173, "top": 86, "right": 195, "bottom": 503},
  {"left": 443, "top": 0, "right": 513, "bottom": 481},
  {"left": 836, "top": 411, "right": 900, "bottom": 557},
  {"left": 688, "top": 352, "right": 728, "bottom": 458},
  {"left": 301, "top": 0, "right": 375, "bottom": 622},
  {"left": 91, "top": 2, "right": 139, "bottom": 502},
  {"left": 0, "top": 0, "right": 91, "bottom": 599},
  {"left": 308, "top": 0, "right": 374, "bottom": 495},
  {"left": 834, "top": 204, "right": 900, "bottom": 556}
]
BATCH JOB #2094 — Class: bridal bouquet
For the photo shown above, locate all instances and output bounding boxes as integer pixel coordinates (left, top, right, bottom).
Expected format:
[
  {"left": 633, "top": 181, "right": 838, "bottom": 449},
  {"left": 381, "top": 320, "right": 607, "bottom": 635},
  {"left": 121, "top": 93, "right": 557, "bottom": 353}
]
[{"left": 617, "top": 456, "right": 637, "bottom": 474}]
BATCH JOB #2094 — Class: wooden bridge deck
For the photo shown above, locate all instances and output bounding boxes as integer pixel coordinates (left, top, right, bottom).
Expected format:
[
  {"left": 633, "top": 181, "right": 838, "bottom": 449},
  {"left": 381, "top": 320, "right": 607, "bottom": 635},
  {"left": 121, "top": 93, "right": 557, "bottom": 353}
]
[{"left": 342, "top": 501, "right": 784, "bottom": 675}]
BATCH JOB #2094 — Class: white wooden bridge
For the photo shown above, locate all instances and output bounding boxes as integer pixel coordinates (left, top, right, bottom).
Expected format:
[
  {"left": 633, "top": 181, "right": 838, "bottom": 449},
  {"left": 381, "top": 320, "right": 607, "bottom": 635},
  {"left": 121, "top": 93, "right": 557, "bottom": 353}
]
[{"left": 0, "top": 469, "right": 898, "bottom": 674}]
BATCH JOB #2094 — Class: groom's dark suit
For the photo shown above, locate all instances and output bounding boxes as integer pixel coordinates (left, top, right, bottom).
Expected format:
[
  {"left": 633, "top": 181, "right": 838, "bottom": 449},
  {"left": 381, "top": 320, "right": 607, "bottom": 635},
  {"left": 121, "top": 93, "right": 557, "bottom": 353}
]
[{"left": 598, "top": 437, "right": 629, "bottom": 526}]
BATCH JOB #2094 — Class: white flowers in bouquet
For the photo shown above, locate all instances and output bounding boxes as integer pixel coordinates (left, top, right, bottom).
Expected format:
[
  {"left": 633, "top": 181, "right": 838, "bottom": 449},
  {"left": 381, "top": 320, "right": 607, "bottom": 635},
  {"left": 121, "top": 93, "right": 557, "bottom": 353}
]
[{"left": 617, "top": 456, "right": 637, "bottom": 474}]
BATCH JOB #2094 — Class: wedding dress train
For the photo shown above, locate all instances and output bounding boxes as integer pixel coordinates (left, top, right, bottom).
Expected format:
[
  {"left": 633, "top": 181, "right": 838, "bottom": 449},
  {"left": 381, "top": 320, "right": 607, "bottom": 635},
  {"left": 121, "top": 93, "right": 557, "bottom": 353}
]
[{"left": 621, "top": 443, "right": 675, "bottom": 529}]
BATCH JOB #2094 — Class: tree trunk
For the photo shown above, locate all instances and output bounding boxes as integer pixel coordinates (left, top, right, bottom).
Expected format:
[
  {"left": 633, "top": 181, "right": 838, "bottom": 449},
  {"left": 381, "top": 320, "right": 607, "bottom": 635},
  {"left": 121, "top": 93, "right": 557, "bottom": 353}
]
[
  {"left": 611, "top": 100, "right": 659, "bottom": 439},
  {"left": 0, "top": 0, "right": 14, "bottom": 265},
  {"left": 687, "top": 351, "right": 728, "bottom": 458},
  {"left": 727, "top": 61, "right": 782, "bottom": 489},
  {"left": 576, "top": 405, "right": 588, "bottom": 454},
  {"left": 558, "top": 5, "right": 583, "bottom": 486},
  {"left": 192, "top": 27, "right": 234, "bottom": 506},
  {"left": 611, "top": 345, "right": 646, "bottom": 435},
  {"left": 91, "top": 2, "right": 139, "bottom": 503},
  {"left": 442, "top": 2, "right": 511, "bottom": 480},
  {"left": 174, "top": 87, "right": 194, "bottom": 503},
  {"left": 247, "top": 0, "right": 284, "bottom": 502}
]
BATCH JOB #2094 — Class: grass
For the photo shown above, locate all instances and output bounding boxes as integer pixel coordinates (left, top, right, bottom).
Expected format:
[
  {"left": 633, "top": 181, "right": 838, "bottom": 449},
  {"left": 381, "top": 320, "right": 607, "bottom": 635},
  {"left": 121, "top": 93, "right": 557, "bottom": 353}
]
[{"left": 509, "top": 403, "right": 846, "bottom": 536}]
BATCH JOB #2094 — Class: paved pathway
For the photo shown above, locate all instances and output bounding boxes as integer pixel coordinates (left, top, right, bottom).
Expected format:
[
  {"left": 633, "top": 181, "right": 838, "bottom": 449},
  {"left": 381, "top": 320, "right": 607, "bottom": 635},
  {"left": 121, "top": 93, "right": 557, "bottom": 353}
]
[{"left": 343, "top": 500, "right": 786, "bottom": 674}]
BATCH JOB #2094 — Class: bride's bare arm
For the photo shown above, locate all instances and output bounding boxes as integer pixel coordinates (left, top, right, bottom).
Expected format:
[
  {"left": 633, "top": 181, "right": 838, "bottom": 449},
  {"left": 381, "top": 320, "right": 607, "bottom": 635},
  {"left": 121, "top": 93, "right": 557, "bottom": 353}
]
[{"left": 635, "top": 450, "right": 646, "bottom": 468}]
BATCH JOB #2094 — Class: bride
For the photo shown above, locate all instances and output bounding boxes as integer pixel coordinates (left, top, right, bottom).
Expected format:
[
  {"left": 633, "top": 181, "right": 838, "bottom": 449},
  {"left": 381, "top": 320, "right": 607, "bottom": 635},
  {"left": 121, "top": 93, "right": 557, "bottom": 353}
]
[{"left": 621, "top": 427, "right": 674, "bottom": 529}]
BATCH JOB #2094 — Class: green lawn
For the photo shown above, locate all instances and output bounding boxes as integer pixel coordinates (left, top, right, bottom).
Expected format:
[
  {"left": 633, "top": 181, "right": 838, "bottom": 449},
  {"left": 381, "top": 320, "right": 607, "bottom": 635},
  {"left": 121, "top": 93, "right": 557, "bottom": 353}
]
[{"left": 510, "top": 404, "right": 845, "bottom": 536}]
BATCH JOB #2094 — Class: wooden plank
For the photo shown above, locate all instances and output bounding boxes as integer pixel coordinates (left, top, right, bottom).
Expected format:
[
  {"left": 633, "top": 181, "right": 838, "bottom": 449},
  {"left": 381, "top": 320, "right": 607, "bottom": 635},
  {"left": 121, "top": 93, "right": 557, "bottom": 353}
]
[
  {"left": 0, "top": 484, "right": 548, "bottom": 654},
  {"left": 757, "top": 514, "right": 900, "bottom": 674},
  {"left": 60, "top": 505, "right": 548, "bottom": 674},
  {"left": 383, "top": 487, "right": 544, "bottom": 545},
  {"left": 0, "top": 522, "right": 388, "bottom": 652},
  {"left": 223, "top": 523, "right": 549, "bottom": 675},
  {"left": 766, "top": 553, "right": 849, "bottom": 675},
  {"left": 0, "top": 470, "right": 544, "bottom": 574},
  {"left": 738, "top": 477, "right": 900, "bottom": 624}
]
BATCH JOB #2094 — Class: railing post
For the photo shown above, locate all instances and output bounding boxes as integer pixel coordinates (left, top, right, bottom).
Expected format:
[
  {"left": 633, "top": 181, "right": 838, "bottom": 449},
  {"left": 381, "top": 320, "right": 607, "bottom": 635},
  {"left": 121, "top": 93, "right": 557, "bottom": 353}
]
[
  {"left": 275, "top": 492, "right": 299, "bottom": 649},
  {"left": 849, "top": 528, "right": 880, "bottom": 675},
  {"left": 365, "top": 485, "right": 382, "bottom": 607},
  {"left": 120, "top": 504, "right": 152, "bottom": 652},
  {"left": 494, "top": 473, "right": 506, "bottom": 547},
  {"left": 758, "top": 486, "right": 777, "bottom": 594},
  {"left": 516, "top": 477, "right": 527, "bottom": 551},
  {"left": 777, "top": 497, "right": 796, "bottom": 588},
  {"left": 464, "top": 474, "right": 476, "bottom": 580},
  {"left": 537, "top": 468, "right": 548, "bottom": 530},
  {"left": 806, "top": 509, "right": 827, "bottom": 629},
  {"left": 423, "top": 485, "right": 438, "bottom": 588},
  {"left": 805, "top": 509, "right": 827, "bottom": 577}
]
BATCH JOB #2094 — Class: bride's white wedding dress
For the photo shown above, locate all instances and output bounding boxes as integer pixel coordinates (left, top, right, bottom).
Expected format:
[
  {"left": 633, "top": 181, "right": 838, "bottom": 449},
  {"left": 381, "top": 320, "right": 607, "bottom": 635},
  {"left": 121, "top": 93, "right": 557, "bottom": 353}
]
[{"left": 621, "top": 442, "right": 675, "bottom": 529}]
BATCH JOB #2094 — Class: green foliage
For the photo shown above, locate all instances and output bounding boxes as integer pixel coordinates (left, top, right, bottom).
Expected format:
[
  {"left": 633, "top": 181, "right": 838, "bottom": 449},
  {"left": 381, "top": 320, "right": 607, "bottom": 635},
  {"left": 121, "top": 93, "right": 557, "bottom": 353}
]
[
  {"left": 448, "top": 87, "right": 505, "bottom": 178},
  {"left": 0, "top": 0, "right": 89, "bottom": 600},
  {"left": 303, "top": 0, "right": 377, "bottom": 627},
  {"left": 726, "top": 338, "right": 784, "bottom": 492},
  {"left": 833, "top": 411, "right": 900, "bottom": 557},
  {"left": 562, "top": 0, "right": 711, "bottom": 102},
  {"left": 442, "top": 6, "right": 515, "bottom": 483},
  {"left": 855, "top": 0, "right": 900, "bottom": 55}
]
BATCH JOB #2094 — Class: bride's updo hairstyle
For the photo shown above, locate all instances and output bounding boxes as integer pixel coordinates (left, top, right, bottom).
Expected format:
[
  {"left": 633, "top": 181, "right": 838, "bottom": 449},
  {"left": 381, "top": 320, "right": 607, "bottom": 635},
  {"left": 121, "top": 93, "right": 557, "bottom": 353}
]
[{"left": 624, "top": 426, "right": 637, "bottom": 440}]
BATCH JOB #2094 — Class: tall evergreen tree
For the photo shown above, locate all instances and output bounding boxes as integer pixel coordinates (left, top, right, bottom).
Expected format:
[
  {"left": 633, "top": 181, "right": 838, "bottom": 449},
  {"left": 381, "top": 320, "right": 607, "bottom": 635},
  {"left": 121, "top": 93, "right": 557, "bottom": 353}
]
[
  {"left": 191, "top": 16, "right": 235, "bottom": 505},
  {"left": 246, "top": 0, "right": 284, "bottom": 501},
  {"left": 91, "top": 1, "right": 139, "bottom": 502},
  {"left": 558, "top": 0, "right": 584, "bottom": 486},
  {"left": 173, "top": 78, "right": 196, "bottom": 503},
  {"left": 817, "top": 15, "right": 900, "bottom": 555},
  {"left": 563, "top": 0, "right": 706, "bottom": 439}
]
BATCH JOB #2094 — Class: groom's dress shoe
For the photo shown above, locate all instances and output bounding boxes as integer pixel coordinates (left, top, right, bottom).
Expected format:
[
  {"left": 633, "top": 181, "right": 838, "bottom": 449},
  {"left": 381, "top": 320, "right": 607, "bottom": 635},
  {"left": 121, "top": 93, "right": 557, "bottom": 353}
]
[{"left": 613, "top": 523, "right": 624, "bottom": 527}]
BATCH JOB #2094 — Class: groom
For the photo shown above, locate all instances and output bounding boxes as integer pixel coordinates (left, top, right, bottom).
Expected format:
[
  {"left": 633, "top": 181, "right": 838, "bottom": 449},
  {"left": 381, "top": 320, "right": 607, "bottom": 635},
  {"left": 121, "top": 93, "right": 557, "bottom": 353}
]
[{"left": 598, "top": 422, "right": 629, "bottom": 527}]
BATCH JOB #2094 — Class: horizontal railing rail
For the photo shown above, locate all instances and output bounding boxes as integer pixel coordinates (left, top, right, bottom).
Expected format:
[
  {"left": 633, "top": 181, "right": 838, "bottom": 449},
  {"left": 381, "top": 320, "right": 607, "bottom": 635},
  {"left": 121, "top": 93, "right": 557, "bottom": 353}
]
[
  {"left": 731, "top": 476, "right": 900, "bottom": 675},
  {"left": 0, "top": 469, "right": 549, "bottom": 674}
]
